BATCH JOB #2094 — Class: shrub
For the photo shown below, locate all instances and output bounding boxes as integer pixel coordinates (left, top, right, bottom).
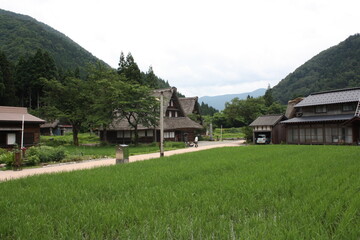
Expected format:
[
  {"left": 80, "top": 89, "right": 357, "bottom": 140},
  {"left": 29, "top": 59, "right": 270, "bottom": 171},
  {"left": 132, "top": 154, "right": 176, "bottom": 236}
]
[
  {"left": 0, "top": 148, "right": 7, "bottom": 155},
  {"left": 0, "top": 152, "right": 13, "bottom": 167},
  {"left": 242, "top": 126, "right": 253, "bottom": 143},
  {"left": 25, "top": 155, "right": 40, "bottom": 166},
  {"left": 26, "top": 146, "right": 66, "bottom": 163}
]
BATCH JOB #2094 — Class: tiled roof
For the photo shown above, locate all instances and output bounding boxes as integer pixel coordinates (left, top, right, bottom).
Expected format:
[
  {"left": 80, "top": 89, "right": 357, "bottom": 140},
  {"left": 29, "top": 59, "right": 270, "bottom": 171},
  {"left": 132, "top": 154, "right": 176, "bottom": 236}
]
[
  {"left": 296, "top": 87, "right": 360, "bottom": 107},
  {"left": 281, "top": 114, "right": 353, "bottom": 124},
  {"left": 0, "top": 106, "right": 45, "bottom": 123},
  {"left": 249, "top": 114, "right": 285, "bottom": 127}
]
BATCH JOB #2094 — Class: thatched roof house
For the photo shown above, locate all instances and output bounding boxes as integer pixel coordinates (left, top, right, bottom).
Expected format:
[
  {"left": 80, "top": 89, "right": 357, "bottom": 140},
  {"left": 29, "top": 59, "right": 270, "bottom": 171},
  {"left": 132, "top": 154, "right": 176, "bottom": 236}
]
[{"left": 101, "top": 87, "right": 203, "bottom": 143}]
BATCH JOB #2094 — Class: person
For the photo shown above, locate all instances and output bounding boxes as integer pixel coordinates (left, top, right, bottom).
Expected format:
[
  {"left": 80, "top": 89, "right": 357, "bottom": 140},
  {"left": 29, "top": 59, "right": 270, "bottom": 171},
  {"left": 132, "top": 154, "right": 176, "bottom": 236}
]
[{"left": 194, "top": 136, "right": 198, "bottom": 148}]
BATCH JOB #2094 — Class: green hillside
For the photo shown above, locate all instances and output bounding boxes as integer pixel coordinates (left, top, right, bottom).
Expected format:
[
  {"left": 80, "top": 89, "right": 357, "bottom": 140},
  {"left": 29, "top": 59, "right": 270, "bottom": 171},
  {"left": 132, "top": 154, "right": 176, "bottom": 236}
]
[
  {"left": 272, "top": 34, "right": 360, "bottom": 104},
  {"left": 0, "top": 9, "right": 108, "bottom": 73}
]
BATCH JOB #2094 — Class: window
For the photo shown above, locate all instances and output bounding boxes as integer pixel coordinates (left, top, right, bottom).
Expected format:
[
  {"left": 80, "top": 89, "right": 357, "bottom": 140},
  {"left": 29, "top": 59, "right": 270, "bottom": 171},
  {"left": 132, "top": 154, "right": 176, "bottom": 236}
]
[
  {"left": 164, "top": 132, "right": 175, "bottom": 138},
  {"left": 147, "top": 130, "right": 153, "bottom": 137},
  {"left": 138, "top": 130, "right": 146, "bottom": 137},
  {"left": 124, "top": 131, "right": 131, "bottom": 138},
  {"left": 117, "top": 131, "right": 123, "bottom": 138},
  {"left": 315, "top": 105, "right": 327, "bottom": 113},
  {"left": 7, "top": 133, "right": 16, "bottom": 145},
  {"left": 342, "top": 103, "right": 355, "bottom": 112}
]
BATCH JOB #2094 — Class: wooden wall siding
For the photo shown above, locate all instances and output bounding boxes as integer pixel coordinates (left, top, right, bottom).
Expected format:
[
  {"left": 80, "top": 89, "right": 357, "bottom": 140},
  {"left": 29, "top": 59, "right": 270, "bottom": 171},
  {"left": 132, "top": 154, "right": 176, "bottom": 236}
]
[
  {"left": 286, "top": 123, "right": 356, "bottom": 145},
  {"left": 101, "top": 129, "right": 198, "bottom": 144},
  {"left": 0, "top": 123, "right": 41, "bottom": 147},
  {"left": 301, "top": 103, "right": 357, "bottom": 117},
  {"left": 272, "top": 124, "right": 286, "bottom": 144}
]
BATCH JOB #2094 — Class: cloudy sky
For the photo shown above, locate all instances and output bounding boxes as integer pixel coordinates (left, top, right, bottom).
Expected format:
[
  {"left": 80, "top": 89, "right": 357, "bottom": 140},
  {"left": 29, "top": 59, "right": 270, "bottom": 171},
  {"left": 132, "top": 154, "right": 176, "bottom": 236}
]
[{"left": 1, "top": 0, "right": 359, "bottom": 97}]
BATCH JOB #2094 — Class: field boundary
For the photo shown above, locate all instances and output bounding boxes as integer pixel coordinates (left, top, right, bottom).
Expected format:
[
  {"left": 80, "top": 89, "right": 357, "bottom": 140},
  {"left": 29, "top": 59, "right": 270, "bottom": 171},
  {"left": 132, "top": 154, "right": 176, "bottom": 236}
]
[{"left": 0, "top": 140, "right": 244, "bottom": 182}]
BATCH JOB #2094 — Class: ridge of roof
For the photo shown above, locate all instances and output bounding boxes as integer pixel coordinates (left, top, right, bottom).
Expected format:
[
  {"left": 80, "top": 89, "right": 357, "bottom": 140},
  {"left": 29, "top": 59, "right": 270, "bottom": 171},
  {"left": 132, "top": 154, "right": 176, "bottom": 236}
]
[
  {"left": 295, "top": 87, "right": 360, "bottom": 107},
  {"left": 310, "top": 87, "right": 360, "bottom": 96}
]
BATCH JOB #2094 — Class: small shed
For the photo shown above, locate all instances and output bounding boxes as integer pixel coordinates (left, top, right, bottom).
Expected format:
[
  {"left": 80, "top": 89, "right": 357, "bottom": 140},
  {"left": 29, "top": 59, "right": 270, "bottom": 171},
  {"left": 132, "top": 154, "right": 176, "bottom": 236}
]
[
  {"left": 40, "top": 120, "right": 73, "bottom": 136},
  {"left": 0, "top": 106, "right": 45, "bottom": 148},
  {"left": 249, "top": 114, "right": 287, "bottom": 144}
]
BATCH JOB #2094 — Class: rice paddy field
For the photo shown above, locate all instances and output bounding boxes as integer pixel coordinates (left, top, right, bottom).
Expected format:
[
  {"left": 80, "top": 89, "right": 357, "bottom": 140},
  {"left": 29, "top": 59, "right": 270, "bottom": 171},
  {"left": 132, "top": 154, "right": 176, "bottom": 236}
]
[{"left": 0, "top": 145, "right": 359, "bottom": 239}]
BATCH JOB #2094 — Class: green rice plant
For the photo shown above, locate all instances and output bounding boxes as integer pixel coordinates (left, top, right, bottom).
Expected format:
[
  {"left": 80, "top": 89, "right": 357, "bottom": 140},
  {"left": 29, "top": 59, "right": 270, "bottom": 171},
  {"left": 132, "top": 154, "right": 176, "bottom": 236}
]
[{"left": 0, "top": 145, "right": 359, "bottom": 239}]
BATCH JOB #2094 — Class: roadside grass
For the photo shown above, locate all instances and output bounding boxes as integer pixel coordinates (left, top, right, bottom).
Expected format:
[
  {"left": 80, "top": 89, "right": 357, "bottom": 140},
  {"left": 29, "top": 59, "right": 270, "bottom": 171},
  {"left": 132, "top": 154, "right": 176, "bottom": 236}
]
[
  {"left": 0, "top": 145, "right": 359, "bottom": 239},
  {"left": 63, "top": 141, "right": 186, "bottom": 159},
  {"left": 39, "top": 133, "right": 186, "bottom": 162}
]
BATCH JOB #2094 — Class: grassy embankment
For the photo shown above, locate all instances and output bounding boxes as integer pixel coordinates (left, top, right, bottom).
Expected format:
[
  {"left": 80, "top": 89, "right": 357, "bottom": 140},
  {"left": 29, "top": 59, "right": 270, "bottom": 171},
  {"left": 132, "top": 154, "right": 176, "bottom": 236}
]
[{"left": 0, "top": 145, "right": 359, "bottom": 239}]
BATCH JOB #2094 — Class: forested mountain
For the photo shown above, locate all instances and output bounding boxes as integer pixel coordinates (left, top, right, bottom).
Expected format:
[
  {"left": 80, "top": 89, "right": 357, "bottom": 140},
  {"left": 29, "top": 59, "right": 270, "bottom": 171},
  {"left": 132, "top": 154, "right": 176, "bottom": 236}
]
[
  {"left": 272, "top": 34, "right": 360, "bottom": 104},
  {"left": 0, "top": 9, "right": 172, "bottom": 108},
  {"left": 0, "top": 9, "right": 107, "bottom": 74}
]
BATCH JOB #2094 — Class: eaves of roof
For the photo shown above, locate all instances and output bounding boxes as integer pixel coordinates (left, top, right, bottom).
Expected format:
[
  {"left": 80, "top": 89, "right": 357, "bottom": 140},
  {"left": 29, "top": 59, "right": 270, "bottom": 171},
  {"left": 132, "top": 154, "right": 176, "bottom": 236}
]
[{"left": 281, "top": 114, "right": 353, "bottom": 124}]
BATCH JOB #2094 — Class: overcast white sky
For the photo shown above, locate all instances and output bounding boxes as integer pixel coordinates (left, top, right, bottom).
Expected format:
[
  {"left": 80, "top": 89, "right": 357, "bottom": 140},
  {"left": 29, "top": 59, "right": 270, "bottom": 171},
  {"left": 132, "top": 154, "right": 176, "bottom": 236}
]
[{"left": 1, "top": 0, "right": 359, "bottom": 97}]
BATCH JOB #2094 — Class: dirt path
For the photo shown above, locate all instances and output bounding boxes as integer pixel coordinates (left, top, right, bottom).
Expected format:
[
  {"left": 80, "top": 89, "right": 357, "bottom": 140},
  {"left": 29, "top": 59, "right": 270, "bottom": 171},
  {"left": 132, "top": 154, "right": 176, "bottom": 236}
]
[{"left": 0, "top": 140, "right": 244, "bottom": 182}]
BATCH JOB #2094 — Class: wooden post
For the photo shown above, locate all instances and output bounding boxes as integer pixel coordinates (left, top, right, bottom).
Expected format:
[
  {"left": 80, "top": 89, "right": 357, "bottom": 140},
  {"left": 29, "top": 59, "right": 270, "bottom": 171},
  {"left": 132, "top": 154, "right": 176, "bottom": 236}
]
[{"left": 160, "top": 91, "right": 164, "bottom": 157}]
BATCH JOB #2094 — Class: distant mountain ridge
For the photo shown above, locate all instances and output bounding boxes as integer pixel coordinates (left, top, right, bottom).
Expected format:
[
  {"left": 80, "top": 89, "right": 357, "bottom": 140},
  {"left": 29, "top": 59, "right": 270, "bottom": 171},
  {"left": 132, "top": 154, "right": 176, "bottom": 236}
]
[
  {"left": 0, "top": 8, "right": 109, "bottom": 74},
  {"left": 199, "top": 88, "right": 266, "bottom": 110},
  {"left": 272, "top": 34, "right": 360, "bottom": 104}
]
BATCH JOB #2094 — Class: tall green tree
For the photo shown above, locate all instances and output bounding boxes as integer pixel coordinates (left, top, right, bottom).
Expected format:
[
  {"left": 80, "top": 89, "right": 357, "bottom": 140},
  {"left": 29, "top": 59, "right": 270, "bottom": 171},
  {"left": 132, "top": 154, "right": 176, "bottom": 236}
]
[
  {"left": 86, "top": 63, "right": 126, "bottom": 142},
  {"left": 42, "top": 77, "right": 91, "bottom": 146},
  {"left": 117, "top": 52, "right": 142, "bottom": 84},
  {"left": 116, "top": 83, "right": 159, "bottom": 145},
  {"left": 144, "top": 66, "right": 158, "bottom": 88},
  {"left": 15, "top": 50, "right": 58, "bottom": 108},
  {"left": 264, "top": 84, "right": 274, "bottom": 107},
  {"left": 0, "top": 51, "right": 17, "bottom": 106}
]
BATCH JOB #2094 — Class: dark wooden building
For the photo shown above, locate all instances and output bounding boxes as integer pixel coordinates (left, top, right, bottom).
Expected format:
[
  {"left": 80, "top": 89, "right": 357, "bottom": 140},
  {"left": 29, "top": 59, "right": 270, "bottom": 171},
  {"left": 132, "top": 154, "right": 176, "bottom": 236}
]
[
  {"left": 0, "top": 106, "right": 45, "bottom": 148},
  {"left": 249, "top": 114, "right": 287, "bottom": 144},
  {"left": 40, "top": 120, "right": 73, "bottom": 136},
  {"left": 100, "top": 87, "right": 203, "bottom": 144},
  {"left": 281, "top": 87, "right": 360, "bottom": 145}
]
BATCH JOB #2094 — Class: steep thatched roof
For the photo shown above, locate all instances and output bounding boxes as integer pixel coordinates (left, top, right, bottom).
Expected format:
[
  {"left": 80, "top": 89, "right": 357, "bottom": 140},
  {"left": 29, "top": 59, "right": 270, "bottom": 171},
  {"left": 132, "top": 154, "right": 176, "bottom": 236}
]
[
  {"left": 104, "top": 87, "right": 203, "bottom": 131},
  {"left": 107, "top": 117, "right": 202, "bottom": 131},
  {"left": 179, "top": 97, "right": 198, "bottom": 115}
]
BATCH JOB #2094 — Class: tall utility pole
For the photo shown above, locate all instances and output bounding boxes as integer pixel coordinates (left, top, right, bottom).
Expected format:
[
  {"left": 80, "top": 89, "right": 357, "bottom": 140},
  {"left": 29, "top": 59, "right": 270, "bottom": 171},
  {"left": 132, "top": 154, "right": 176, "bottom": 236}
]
[{"left": 160, "top": 91, "right": 164, "bottom": 157}]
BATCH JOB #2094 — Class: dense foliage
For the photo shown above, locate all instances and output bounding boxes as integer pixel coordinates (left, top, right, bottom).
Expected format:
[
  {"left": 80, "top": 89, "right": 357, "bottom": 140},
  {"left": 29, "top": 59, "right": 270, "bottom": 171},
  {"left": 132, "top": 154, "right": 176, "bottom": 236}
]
[
  {"left": 1, "top": 145, "right": 358, "bottom": 239},
  {"left": 207, "top": 92, "right": 285, "bottom": 129},
  {"left": 272, "top": 34, "right": 360, "bottom": 104},
  {"left": 199, "top": 101, "right": 219, "bottom": 116}
]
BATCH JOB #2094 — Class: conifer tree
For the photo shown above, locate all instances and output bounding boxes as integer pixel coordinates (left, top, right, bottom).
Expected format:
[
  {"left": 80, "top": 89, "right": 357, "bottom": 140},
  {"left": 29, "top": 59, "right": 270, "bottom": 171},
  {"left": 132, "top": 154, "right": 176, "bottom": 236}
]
[{"left": 0, "top": 51, "right": 17, "bottom": 106}]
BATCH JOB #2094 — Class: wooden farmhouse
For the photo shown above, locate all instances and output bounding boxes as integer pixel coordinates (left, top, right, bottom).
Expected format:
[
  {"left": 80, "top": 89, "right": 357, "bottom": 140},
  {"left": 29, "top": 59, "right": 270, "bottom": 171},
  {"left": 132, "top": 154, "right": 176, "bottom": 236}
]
[
  {"left": 40, "top": 120, "right": 73, "bottom": 136},
  {"left": 0, "top": 106, "right": 45, "bottom": 148},
  {"left": 100, "top": 87, "right": 203, "bottom": 144},
  {"left": 281, "top": 87, "right": 360, "bottom": 144},
  {"left": 249, "top": 114, "right": 287, "bottom": 144}
]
